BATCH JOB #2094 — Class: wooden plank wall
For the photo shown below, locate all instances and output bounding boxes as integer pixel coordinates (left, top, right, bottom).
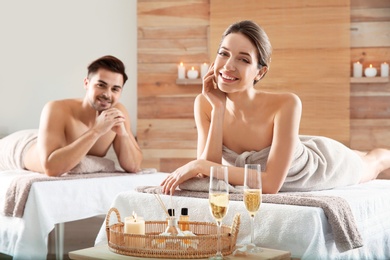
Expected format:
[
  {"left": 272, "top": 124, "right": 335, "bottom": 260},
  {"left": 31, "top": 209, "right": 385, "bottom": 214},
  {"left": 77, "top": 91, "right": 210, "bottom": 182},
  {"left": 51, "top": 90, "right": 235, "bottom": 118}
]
[
  {"left": 350, "top": 0, "right": 390, "bottom": 150},
  {"left": 137, "top": 0, "right": 209, "bottom": 171}
]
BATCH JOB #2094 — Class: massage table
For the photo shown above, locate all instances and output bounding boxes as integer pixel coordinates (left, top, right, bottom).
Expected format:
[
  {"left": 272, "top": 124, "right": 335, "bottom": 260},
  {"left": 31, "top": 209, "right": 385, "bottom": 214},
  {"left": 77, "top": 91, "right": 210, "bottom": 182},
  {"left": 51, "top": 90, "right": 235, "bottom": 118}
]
[
  {"left": 0, "top": 169, "right": 169, "bottom": 260},
  {"left": 95, "top": 180, "right": 390, "bottom": 260}
]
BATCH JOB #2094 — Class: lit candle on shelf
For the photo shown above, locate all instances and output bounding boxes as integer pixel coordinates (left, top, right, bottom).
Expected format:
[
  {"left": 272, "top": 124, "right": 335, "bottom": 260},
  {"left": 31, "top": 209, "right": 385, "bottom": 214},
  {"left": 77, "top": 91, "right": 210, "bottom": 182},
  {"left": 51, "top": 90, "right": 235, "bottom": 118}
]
[
  {"left": 381, "top": 62, "right": 389, "bottom": 77},
  {"left": 200, "top": 63, "right": 209, "bottom": 79},
  {"left": 178, "top": 62, "right": 186, "bottom": 79},
  {"left": 187, "top": 66, "right": 199, "bottom": 79},
  {"left": 125, "top": 212, "right": 145, "bottom": 235},
  {"left": 353, "top": 61, "right": 363, "bottom": 78},
  {"left": 364, "top": 64, "right": 377, "bottom": 77}
]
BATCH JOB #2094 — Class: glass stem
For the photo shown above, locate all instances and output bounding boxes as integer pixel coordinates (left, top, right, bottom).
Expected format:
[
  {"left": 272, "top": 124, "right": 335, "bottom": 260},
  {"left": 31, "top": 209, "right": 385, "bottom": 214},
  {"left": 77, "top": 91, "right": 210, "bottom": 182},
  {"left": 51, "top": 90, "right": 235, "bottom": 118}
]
[
  {"left": 250, "top": 216, "right": 255, "bottom": 245},
  {"left": 216, "top": 221, "right": 222, "bottom": 257}
]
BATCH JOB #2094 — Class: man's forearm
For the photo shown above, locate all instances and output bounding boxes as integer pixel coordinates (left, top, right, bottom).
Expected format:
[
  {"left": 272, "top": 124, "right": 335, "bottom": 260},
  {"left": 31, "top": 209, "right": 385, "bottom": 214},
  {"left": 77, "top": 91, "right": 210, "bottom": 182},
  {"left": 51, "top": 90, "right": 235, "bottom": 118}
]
[
  {"left": 42, "top": 129, "right": 101, "bottom": 176},
  {"left": 114, "top": 133, "right": 143, "bottom": 173}
]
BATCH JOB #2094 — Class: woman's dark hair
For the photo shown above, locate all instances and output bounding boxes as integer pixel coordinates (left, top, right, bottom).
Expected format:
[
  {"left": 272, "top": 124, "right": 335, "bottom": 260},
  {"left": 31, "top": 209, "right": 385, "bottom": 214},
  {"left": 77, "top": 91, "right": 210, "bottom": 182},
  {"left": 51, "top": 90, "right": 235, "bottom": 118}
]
[
  {"left": 87, "top": 55, "right": 128, "bottom": 85},
  {"left": 220, "top": 20, "right": 272, "bottom": 83}
]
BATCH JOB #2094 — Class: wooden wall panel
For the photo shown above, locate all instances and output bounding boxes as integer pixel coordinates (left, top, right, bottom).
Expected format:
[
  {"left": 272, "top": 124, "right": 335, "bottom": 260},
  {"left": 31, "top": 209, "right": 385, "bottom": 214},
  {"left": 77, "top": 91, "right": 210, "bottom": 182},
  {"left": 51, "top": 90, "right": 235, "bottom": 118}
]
[
  {"left": 351, "top": 119, "right": 390, "bottom": 150},
  {"left": 137, "top": 0, "right": 209, "bottom": 171},
  {"left": 350, "top": 0, "right": 390, "bottom": 151},
  {"left": 351, "top": 21, "right": 390, "bottom": 48},
  {"left": 137, "top": 119, "right": 197, "bottom": 149},
  {"left": 138, "top": 95, "right": 196, "bottom": 119},
  {"left": 210, "top": 0, "right": 351, "bottom": 144}
]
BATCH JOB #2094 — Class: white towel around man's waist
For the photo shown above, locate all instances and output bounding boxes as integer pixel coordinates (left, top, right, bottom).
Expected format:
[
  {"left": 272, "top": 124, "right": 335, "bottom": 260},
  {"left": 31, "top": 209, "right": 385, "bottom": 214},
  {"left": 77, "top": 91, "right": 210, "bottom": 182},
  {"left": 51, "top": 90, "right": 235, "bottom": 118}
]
[
  {"left": 0, "top": 129, "right": 38, "bottom": 171},
  {"left": 222, "top": 135, "right": 364, "bottom": 192}
]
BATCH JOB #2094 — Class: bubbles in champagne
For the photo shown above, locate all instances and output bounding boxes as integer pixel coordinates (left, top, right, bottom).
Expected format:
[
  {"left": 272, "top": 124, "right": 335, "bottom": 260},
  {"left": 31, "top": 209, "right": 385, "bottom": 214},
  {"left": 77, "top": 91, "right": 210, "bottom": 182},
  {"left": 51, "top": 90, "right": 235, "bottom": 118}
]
[{"left": 244, "top": 189, "right": 262, "bottom": 217}]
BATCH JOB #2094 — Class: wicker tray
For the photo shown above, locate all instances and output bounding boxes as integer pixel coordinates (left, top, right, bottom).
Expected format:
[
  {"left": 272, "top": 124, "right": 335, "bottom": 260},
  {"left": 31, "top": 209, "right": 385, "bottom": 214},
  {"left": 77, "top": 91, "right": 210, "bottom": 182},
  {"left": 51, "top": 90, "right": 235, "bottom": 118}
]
[{"left": 106, "top": 207, "right": 241, "bottom": 259}]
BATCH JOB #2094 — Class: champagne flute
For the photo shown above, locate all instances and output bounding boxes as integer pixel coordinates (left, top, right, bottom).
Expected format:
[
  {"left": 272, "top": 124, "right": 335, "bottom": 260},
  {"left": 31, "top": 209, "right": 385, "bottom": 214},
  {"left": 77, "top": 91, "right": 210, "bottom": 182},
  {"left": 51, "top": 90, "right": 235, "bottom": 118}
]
[
  {"left": 243, "top": 164, "right": 262, "bottom": 253},
  {"left": 208, "top": 166, "right": 229, "bottom": 260}
]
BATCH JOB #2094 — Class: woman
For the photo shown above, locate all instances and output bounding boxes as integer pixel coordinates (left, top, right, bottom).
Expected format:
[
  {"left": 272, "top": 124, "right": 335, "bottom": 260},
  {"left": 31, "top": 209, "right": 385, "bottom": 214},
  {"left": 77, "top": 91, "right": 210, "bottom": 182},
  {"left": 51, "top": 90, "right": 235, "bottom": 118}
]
[{"left": 161, "top": 20, "right": 390, "bottom": 195}]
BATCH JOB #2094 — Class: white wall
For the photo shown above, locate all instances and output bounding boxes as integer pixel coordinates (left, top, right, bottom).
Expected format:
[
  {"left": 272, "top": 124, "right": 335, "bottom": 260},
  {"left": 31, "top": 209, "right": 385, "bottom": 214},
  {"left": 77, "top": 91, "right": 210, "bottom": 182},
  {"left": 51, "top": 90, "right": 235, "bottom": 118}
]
[{"left": 0, "top": 0, "right": 137, "bottom": 136}]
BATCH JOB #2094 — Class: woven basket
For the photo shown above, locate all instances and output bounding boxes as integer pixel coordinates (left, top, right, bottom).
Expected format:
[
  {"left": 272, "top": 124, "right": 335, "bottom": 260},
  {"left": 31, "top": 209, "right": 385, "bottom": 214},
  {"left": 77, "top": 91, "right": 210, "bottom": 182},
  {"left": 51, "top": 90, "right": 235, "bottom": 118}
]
[{"left": 106, "top": 207, "right": 240, "bottom": 259}]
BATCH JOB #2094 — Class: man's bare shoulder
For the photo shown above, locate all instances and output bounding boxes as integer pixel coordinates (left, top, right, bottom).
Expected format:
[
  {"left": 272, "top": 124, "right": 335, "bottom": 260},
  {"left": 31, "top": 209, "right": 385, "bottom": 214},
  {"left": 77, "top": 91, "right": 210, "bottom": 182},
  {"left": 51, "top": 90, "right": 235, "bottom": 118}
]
[
  {"left": 43, "top": 98, "right": 81, "bottom": 110},
  {"left": 46, "top": 98, "right": 82, "bottom": 106},
  {"left": 41, "top": 99, "right": 83, "bottom": 118}
]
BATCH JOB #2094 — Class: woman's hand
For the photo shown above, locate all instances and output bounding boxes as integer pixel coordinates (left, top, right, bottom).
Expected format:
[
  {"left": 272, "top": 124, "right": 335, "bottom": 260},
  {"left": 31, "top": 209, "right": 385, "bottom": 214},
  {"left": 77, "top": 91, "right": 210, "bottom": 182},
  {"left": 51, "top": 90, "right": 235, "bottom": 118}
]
[
  {"left": 161, "top": 160, "right": 206, "bottom": 195},
  {"left": 202, "top": 63, "right": 226, "bottom": 110}
]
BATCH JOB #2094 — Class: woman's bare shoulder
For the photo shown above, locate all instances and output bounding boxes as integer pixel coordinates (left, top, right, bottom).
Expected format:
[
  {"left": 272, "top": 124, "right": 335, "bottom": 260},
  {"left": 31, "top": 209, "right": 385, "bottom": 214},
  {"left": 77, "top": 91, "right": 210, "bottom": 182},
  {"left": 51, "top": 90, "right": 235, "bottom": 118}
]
[
  {"left": 194, "top": 93, "right": 211, "bottom": 109},
  {"left": 261, "top": 91, "right": 301, "bottom": 108}
]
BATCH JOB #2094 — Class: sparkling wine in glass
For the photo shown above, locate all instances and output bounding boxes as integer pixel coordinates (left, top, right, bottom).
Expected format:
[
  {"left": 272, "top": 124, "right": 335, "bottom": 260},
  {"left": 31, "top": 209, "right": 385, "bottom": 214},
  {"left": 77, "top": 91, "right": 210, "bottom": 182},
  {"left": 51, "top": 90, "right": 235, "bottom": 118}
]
[
  {"left": 243, "top": 163, "right": 262, "bottom": 253},
  {"left": 209, "top": 166, "right": 229, "bottom": 260}
]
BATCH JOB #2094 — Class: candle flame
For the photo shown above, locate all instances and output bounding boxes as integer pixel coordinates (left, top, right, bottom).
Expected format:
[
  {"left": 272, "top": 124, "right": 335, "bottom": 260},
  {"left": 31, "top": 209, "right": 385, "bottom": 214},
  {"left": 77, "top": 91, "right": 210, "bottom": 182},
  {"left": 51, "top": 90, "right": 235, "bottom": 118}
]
[
  {"left": 180, "top": 62, "right": 183, "bottom": 66},
  {"left": 191, "top": 66, "right": 195, "bottom": 70},
  {"left": 369, "top": 64, "right": 373, "bottom": 68}
]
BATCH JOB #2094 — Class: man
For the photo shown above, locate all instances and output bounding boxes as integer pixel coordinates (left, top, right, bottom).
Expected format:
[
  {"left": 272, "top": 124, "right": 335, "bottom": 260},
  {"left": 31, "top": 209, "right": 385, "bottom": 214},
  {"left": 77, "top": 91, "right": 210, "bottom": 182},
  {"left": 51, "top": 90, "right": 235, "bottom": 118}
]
[{"left": 23, "top": 55, "right": 142, "bottom": 176}]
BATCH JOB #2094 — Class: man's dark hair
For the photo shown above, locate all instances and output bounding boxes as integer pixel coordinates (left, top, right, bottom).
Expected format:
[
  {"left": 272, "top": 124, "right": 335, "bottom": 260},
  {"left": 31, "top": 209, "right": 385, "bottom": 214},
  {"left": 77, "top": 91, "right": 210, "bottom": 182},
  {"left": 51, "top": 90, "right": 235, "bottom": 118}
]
[{"left": 87, "top": 55, "right": 128, "bottom": 85}]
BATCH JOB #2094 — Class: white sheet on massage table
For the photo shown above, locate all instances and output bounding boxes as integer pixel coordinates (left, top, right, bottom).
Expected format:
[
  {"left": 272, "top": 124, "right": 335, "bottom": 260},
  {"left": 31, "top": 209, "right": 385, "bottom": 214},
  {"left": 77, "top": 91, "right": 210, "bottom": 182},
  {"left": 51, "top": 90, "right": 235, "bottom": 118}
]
[
  {"left": 95, "top": 180, "right": 390, "bottom": 260},
  {"left": 0, "top": 170, "right": 168, "bottom": 260}
]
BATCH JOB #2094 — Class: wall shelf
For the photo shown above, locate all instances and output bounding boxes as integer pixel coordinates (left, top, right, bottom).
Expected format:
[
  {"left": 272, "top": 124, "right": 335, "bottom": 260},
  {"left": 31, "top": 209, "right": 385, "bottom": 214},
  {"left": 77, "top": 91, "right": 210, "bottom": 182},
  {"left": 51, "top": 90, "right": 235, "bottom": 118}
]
[
  {"left": 176, "top": 78, "right": 202, "bottom": 85},
  {"left": 350, "top": 77, "right": 389, "bottom": 84}
]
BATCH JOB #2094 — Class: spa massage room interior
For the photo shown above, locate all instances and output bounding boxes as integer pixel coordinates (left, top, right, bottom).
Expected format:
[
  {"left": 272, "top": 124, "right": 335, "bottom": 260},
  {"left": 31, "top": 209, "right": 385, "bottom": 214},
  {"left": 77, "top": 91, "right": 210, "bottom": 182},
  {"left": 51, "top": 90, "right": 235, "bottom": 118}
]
[{"left": 0, "top": 0, "right": 389, "bottom": 259}]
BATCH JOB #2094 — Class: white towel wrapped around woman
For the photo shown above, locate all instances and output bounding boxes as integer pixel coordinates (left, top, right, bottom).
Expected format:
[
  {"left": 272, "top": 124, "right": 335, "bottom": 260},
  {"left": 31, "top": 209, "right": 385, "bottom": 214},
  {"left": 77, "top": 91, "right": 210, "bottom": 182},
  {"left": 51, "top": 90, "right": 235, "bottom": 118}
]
[{"left": 222, "top": 135, "right": 364, "bottom": 192}]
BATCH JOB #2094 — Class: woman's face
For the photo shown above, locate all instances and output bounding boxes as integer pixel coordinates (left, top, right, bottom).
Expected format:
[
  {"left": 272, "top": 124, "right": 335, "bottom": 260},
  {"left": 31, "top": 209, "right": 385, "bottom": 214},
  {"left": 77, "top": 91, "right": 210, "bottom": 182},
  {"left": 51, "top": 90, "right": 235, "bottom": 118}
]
[{"left": 214, "top": 32, "right": 261, "bottom": 93}]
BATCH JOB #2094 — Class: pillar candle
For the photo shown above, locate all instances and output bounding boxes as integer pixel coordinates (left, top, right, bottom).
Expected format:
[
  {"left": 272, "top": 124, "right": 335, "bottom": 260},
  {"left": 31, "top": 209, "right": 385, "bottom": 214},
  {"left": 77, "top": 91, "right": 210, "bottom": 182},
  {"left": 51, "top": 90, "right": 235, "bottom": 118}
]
[
  {"left": 200, "top": 63, "right": 209, "bottom": 79},
  {"left": 124, "top": 212, "right": 146, "bottom": 248},
  {"left": 178, "top": 62, "right": 186, "bottom": 79},
  {"left": 187, "top": 66, "right": 199, "bottom": 79},
  {"left": 381, "top": 62, "right": 389, "bottom": 77},
  {"left": 353, "top": 61, "right": 363, "bottom": 78},
  {"left": 125, "top": 213, "right": 145, "bottom": 235},
  {"left": 364, "top": 64, "right": 377, "bottom": 77}
]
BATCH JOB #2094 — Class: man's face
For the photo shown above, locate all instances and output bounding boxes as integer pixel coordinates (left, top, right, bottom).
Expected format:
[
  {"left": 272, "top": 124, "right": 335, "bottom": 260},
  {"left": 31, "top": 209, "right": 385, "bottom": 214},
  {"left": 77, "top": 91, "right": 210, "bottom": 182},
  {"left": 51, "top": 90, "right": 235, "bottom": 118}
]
[{"left": 84, "top": 68, "right": 124, "bottom": 112}]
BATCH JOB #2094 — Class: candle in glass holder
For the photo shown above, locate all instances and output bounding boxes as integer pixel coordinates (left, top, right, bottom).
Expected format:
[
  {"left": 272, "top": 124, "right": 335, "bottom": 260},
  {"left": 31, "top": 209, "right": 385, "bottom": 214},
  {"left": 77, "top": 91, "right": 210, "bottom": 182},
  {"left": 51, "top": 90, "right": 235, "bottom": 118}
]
[
  {"left": 381, "top": 62, "right": 389, "bottom": 77},
  {"left": 353, "top": 61, "right": 363, "bottom": 78},
  {"left": 364, "top": 64, "right": 377, "bottom": 77},
  {"left": 201, "top": 63, "right": 209, "bottom": 79},
  {"left": 178, "top": 62, "right": 186, "bottom": 79},
  {"left": 187, "top": 66, "right": 199, "bottom": 79}
]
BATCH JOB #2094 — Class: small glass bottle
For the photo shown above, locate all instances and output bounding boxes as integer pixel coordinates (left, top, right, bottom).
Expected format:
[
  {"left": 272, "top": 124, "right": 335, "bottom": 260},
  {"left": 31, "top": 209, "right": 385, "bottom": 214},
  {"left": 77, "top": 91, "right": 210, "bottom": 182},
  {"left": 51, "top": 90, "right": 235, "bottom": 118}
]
[
  {"left": 179, "top": 208, "right": 190, "bottom": 231},
  {"left": 165, "top": 217, "right": 182, "bottom": 236}
]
